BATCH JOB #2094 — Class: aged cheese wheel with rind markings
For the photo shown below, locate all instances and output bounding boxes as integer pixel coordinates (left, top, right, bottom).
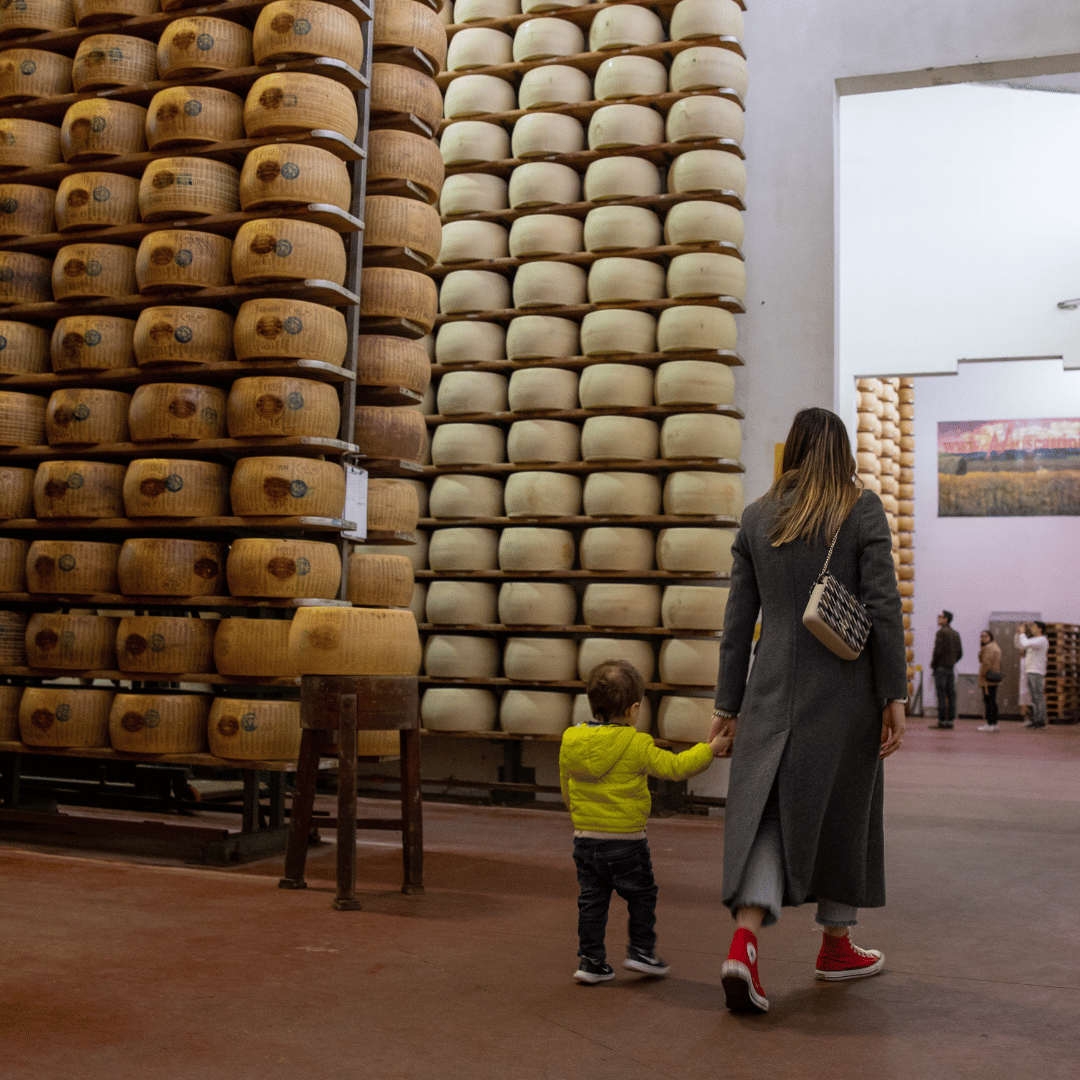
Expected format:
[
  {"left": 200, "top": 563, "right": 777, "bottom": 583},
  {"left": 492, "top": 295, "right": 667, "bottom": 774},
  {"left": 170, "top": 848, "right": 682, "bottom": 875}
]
[
  {"left": 116, "top": 615, "right": 214, "bottom": 674},
  {"left": 254, "top": 1, "right": 365, "bottom": 69},
  {"left": 109, "top": 692, "right": 210, "bottom": 754},
  {"left": 346, "top": 553, "right": 414, "bottom": 608},
  {"left": 33, "top": 460, "right": 126, "bottom": 518},
  {"left": 287, "top": 606, "right": 421, "bottom": 674},
  {"left": 123, "top": 458, "right": 230, "bottom": 518},
  {"left": 25, "top": 612, "right": 118, "bottom": 670},
  {"left": 133, "top": 306, "right": 234, "bottom": 366},
  {"left": 25, "top": 540, "right": 120, "bottom": 595},
  {"left": 146, "top": 86, "right": 244, "bottom": 150},
  {"left": 213, "top": 617, "right": 298, "bottom": 677},
  {"left": 45, "top": 388, "right": 130, "bottom": 446},
  {"left": 118, "top": 537, "right": 227, "bottom": 596},
  {"left": 228, "top": 376, "right": 339, "bottom": 439},
  {"left": 0, "top": 321, "right": 50, "bottom": 376},
  {"left": 128, "top": 383, "right": 226, "bottom": 442},
  {"left": 227, "top": 538, "right": 341, "bottom": 599},
  {"left": 19, "top": 687, "right": 114, "bottom": 748},
  {"left": 208, "top": 697, "right": 302, "bottom": 760},
  {"left": 230, "top": 457, "right": 345, "bottom": 519}
]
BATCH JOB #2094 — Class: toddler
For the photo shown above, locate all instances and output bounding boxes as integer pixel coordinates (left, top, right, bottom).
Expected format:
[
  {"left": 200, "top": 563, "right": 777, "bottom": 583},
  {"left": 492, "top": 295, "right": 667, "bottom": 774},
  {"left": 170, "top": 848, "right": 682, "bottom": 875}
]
[{"left": 559, "top": 659, "right": 731, "bottom": 983}]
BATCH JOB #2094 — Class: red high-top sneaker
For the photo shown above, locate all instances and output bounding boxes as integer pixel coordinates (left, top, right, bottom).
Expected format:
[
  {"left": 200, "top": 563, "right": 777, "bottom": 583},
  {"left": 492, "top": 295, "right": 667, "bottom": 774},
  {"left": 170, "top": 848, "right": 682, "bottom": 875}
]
[
  {"left": 721, "top": 927, "right": 769, "bottom": 1013},
  {"left": 814, "top": 932, "right": 885, "bottom": 981}
]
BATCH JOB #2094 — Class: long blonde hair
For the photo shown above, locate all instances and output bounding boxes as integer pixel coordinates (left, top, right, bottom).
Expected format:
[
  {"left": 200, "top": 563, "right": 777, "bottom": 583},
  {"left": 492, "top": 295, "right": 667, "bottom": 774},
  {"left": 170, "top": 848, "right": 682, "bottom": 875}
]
[{"left": 768, "top": 408, "right": 861, "bottom": 547}]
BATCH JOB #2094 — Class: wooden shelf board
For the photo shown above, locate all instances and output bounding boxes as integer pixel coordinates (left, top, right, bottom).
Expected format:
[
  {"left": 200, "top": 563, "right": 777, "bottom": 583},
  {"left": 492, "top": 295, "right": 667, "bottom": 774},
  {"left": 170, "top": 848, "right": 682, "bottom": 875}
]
[
  {"left": 0, "top": 740, "right": 299, "bottom": 770},
  {"left": 422, "top": 458, "right": 744, "bottom": 476},
  {"left": 354, "top": 385, "right": 425, "bottom": 407},
  {"left": 419, "top": 729, "right": 562, "bottom": 742},
  {"left": 0, "top": 593, "right": 351, "bottom": 609},
  {"left": 424, "top": 404, "right": 744, "bottom": 427},
  {"left": 436, "top": 296, "right": 744, "bottom": 328},
  {"left": 419, "top": 676, "right": 719, "bottom": 693},
  {"left": 416, "top": 569, "right": 729, "bottom": 581},
  {"left": 0, "top": 666, "right": 301, "bottom": 688},
  {"left": 0, "top": 436, "right": 356, "bottom": 462},
  {"left": 431, "top": 349, "right": 745, "bottom": 375},
  {"left": 417, "top": 515, "right": 737, "bottom": 527},
  {"left": 418, "top": 623, "right": 720, "bottom": 637},
  {"left": 0, "top": 515, "right": 353, "bottom": 532},
  {"left": 345, "top": 457, "right": 426, "bottom": 477}
]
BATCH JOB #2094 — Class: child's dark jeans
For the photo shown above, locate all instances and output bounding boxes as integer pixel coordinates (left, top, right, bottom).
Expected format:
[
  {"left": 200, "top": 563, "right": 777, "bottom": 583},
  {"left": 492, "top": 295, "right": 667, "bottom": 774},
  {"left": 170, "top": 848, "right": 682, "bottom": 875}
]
[{"left": 572, "top": 836, "right": 658, "bottom": 961}]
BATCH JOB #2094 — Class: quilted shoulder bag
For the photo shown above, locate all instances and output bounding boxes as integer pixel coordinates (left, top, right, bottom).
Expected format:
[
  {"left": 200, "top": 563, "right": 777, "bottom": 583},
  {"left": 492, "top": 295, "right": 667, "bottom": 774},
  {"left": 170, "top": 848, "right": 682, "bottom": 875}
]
[{"left": 801, "top": 524, "right": 873, "bottom": 661}]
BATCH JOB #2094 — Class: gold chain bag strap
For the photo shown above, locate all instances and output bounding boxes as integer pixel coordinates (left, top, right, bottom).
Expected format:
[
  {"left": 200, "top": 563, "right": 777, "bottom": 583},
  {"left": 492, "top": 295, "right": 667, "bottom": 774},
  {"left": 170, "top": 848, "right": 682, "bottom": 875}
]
[{"left": 801, "top": 525, "right": 873, "bottom": 660}]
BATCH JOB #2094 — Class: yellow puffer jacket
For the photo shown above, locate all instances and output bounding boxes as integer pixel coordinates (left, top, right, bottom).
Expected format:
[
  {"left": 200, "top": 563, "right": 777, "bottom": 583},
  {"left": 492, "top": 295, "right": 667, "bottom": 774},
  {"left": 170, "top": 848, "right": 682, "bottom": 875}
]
[{"left": 559, "top": 723, "right": 714, "bottom": 833}]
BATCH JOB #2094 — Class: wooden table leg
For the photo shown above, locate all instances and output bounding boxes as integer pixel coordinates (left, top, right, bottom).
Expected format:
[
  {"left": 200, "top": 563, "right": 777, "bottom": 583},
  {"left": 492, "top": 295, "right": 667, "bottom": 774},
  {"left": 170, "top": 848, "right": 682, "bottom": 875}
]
[
  {"left": 278, "top": 729, "right": 323, "bottom": 890},
  {"left": 333, "top": 693, "right": 362, "bottom": 911},
  {"left": 399, "top": 727, "right": 424, "bottom": 894},
  {"left": 268, "top": 772, "right": 286, "bottom": 829}
]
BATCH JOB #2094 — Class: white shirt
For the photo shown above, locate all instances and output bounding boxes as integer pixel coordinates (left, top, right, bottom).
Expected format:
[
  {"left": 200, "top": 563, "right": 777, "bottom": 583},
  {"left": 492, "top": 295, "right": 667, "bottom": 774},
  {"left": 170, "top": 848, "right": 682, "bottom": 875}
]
[{"left": 1016, "top": 633, "right": 1048, "bottom": 677}]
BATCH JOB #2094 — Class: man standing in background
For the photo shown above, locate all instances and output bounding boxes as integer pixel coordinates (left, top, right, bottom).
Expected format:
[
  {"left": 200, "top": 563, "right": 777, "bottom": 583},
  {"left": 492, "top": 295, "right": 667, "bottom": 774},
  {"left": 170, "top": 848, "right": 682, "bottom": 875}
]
[
  {"left": 930, "top": 610, "right": 963, "bottom": 729},
  {"left": 1016, "top": 621, "right": 1049, "bottom": 729}
]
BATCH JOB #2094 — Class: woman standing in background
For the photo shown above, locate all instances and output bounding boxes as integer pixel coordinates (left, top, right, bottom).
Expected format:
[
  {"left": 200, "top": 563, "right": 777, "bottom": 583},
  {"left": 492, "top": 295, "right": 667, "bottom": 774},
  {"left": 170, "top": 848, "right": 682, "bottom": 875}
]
[{"left": 977, "top": 630, "right": 1002, "bottom": 732}]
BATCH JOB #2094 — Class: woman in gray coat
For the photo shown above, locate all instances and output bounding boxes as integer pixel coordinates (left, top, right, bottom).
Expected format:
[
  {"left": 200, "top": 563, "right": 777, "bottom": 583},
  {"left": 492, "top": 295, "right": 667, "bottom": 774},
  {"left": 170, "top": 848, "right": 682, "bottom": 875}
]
[{"left": 710, "top": 408, "right": 907, "bottom": 1014}]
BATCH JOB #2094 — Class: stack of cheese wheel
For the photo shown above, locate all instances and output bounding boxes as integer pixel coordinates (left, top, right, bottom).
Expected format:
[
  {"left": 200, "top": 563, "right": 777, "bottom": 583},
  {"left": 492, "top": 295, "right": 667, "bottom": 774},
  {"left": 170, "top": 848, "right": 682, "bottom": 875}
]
[{"left": 893, "top": 376, "right": 916, "bottom": 689}]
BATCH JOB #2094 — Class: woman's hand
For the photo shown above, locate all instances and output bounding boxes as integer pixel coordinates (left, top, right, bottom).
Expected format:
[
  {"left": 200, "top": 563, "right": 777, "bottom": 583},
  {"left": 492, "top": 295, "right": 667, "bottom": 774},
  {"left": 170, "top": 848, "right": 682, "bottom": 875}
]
[
  {"left": 709, "top": 713, "right": 737, "bottom": 758},
  {"left": 880, "top": 700, "right": 906, "bottom": 758}
]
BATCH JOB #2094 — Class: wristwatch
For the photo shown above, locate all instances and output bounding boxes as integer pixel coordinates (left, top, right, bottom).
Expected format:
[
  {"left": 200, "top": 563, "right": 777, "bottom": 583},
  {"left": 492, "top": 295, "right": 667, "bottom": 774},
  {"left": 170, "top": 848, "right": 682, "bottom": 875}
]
[{"left": 712, "top": 709, "right": 737, "bottom": 719}]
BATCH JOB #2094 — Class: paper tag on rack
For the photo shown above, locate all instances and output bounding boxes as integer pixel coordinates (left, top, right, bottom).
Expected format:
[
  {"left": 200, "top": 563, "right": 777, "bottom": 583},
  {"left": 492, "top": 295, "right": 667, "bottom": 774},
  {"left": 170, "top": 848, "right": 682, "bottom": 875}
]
[{"left": 342, "top": 464, "right": 368, "bottom": 540}]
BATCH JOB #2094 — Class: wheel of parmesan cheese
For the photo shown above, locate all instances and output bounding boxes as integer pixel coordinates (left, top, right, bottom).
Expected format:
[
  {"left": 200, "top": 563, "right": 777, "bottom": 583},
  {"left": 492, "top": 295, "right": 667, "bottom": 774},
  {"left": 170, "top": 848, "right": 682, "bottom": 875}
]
[
  {"left": 583, "top": 206, "right": 662, "bottom": 253},
  {"left": 372, "top": 0, "right": 448, "bottom": 72},
  {"left": 855, "top": 432, "right": 880, "bottom": 456},
  {"left": 439, "top": 219, "right": 510, "bottom": 264},
  {"left": 664, "top": 200, "right": 744, "bottom": 248},
  {"left": 503, "top": 471, "right": 581, "bottom": 517},
  {"left": 668, "top": 149, "right": 746, "bottom": 199},
  {"left": 212, "top": 617, "right": 297, "bottom": 677},
  {"left": 424, "top": 635, "right": 499, "bottom": 678},
  {"left": 54, "top": 172, "right": 138, "bottom": 232},
  {"left": 503, "top": 636, "right": 577, "bottom": 681},
  {"left": 230, "top": 457, "right": 346, "bottom": 519},
  {"left": 657, "top": 305, "right": 737, "bottom": 352},
  {"left": 664, "top": 471, "right": 742, "bottom": 517},
  {"left": 355, "top": 406, "right": 429, "bottom": 462},
  {"left": 582, "top": 472, "right": 661, "bottom": 516},
  {"left": 588, "top": 104, "right": 665, "bottom": 150},
  {"left": 45, "top": 388, "right": 130, "bottom": 446},
  {"left": 134, "top": 230, "right": 231, "bottom": 293},
  {"left": 516, "top": 18, "right": 585, "bottom": 61},
  {"left": 209, "top": 698, "right": 302, "bottom": 760},
  {"left": 1, "top": 321, "right": 49, "bottom": 376},
  {"left": 666, "top": 95, "right": 745, "bottom": 145},
  {"left": 239, "top": 143, "right": 351, "bottom": 212},
  {"left": 498, "top": 581, "right": 576, "bottom": 625},
  {"left": 0, "top": 468, "right": 34, "bottom": 519},
  {"left": 429, "top": 422, "right": 505, "bottom": 465},
  {"left": 355, "top": 336, "right": 429, "bottom": 394},
  {"left": 437, "top": 370, "right": 509, "bottom": 415},
  {"left": 118, "top": 537, "right": 227, "bottom": 596},
  {"left": 662, "top": 406, "right": 742, "bottom": 459},
  {"left": 254, "top": 0, "right": 365, "bottom": 69},
  {"left": 446, "top": 26, "right": 513, "bottom": 70},
  {"left": 0, "top": 184, "right": 51, "bottom": 240},
  {"left": 429, "top": 474, "right": 505, "bottom": 518},
  {"left": 25, "top": 612, "right": 117, "bottom": 670},
  {"left": 670, "top": 0, "right": 744, "bottom": 41},
  {"left": 19, "top": 687, "right": 113, "bottom": 749},
  {"left": 590, "top": 3, "right": 663, "bottom": 50},
  {"left": 580, "top": 415, "right": 659, "bottom": 461},
  {"left": 439, "top": 268, "right": 512, "bottom": 313},
  {"left": 500, "top": 689, "right": 573, "bottom": 735},
  {"left": 667, "top": 252, "right": 745, "bottom": 300},
  {"left": 232, "top": 219, "right": 345, "bottom": 286},
  {"left": 138, "top": 156, "right": 240, "bottom": 221},
  {"left": 441, "top": 120, "right": 512, "bottom": 168},
  {"left": 25, "top": 540, "right": 120, "bottom": 595},
  {"left": 588, "top": 257, "right": 665, "bottom": 303},
  {"left": 435, "top": 320, "right": 506, "bottom": 365},
  {"left": 426, "top": 580, "right": 498, "bottom": 624},
  {"left": 658, "top": 637, "right": 720, "bottom": 686},
  {"left": 369, "top": 63, "right": 443, "bottom": 138},
  {"left": 244, "top": 73, "right": 358, "bottom": 141},
  {"left": 234, "top": 299, "right": 347, "bottom": 366},
  {"left": 421, "top": 687, "right": 497, "bottom": 731},
  {"left": 133, "top": 306, "right": 234, "bottom": 366},
  {"left": 582, "top": 583, "right": 661, "bottom": 628},
  {"left": 123, "top": 458, "right": 229, "bottom": 518},
  {"left": 656, "top": 527, "right": 735, "bottom": 573},
  {"left": 511, "top": 112, "right": 585, "bottom": 159},
  {"left": 508, "top": 369, "right": 580, "bottom": 413},
  {"left": 656, "top": 695, "right": 713, "bottom": 742},
  {"left": 507, "top": 214, "right": 583, "bottom": 258},
  {"left": 577, "top": 637, "right": 655, "bottom": 683},
  {"left": 513, "top": 260, "right": 587, "bottom": 308},
  {"left": 583, "top": 156, "right": 661, "bottom": 202},
  {"left": 578, "top": 363, "right": 654, "bottom": 408},
  {"left": 288, "top": 606, "right": 420, "bottom": 674},
  {"left": 365, "top": 195, "right": 443, "bottom": 266},
  {"left": 507, "top": 418, "right": 581, "bottom": 463},
  {"left": 73, "top": 34, "right": 157, "bottom": 91},
  {"left": 443, "top": 74, "right": 517, "bottom": 122},
  {"left": 0, "top": 391, "right": 46, "bottom": 447},
  {"left": 593, "top": 55, "right": 668, "bottom": 101},
  {"left": 661, "top": 584, "right": 728, "bottom": 629},
  {"left": 0, "top": 51, "right": 72, "bottom": 103},
  {"left": 655, "top": 360, "right": 735, "bottom": 406},
  {"left": 454, "top": 0, "right": 517, "bottom": 20},
  {"left": 52, "top": 243, "right": 137, "bottom": 301},
  {"left": 580, "top": 309, "right": 657, "bottom": 356},
  {"left": 157, "top": 17, "right": 253, "bottom": 79},
  {"left": 499, "top": 526, "right": 576, "bottom": 571},
  {"left": 428, "top": 526, "right": 500, "bottom": 571},
  {"left": 145, "top": 86, "right": 244, "bottom": 150},
  {"left": 580, "top": 527, "right": 654, "bottom": 571},
  {"left": 670, "top": 46, "right": 748, "bottom": 98},
  {"left": 227, "top": 538, "right": 341, "bottom": 599},
  {"left": 857, "top": 411, "right": 883, "bottom": 435},
  {"left": 347, "top": 552, "right": 415, "bottom": 608},
  {"left": 0, "top": 118, "right": 61, "bottom": 171},
  {"left": 506, "top": 315, "right": 579, "bottom": 359},
  {"left": 508, "top": 161, "right": 581, "bottom": 209},
  {"left": 115, "top": 614, "right": 214, "bottom": 675},
  {"left": 34, "top": 460, "right": 126, "bottom": 518},
  {"left": 227, "top": 377, "right": 339, "bottom": 439},
  {"left": 518, "top": 65, "right": 592, "bottom": 109}
]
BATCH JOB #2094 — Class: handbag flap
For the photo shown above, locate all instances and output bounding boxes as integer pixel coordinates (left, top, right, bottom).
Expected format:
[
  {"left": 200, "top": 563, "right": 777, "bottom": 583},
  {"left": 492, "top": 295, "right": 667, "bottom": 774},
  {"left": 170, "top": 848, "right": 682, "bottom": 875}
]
[{"left": 802, "top": 577, "right": 869, "bottom": 661}]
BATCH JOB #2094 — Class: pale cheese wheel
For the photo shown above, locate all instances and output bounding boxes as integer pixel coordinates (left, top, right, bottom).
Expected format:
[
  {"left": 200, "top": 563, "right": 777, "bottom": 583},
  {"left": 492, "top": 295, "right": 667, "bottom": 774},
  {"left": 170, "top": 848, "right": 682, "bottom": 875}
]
[
  {"left": 580, "top": 415, "right": 658, "bottom": 461},
  {"left": 498, "top": 581, "right": 576, "bottom": 625},
  {"left": 368, "top": 129, "right": 444, "bottom": 205},
  {"left": 116, "top": 615, "right": 214, "bottom": 675},
  {"left": 426, "top": 580, "right": 497, "bottom": 624},
  {"left": 507, "top": 368, "right": 580, "bottom": 412},
  {"left": 578, "top": 362, "right": 654, "bottom": 408},
  {"left": 139, "top": 157, "right": 240, "bottom": 221},
  {"left": 656, "top": 696, "right": 712, "bottom": 743},
  {"left": 897, "top": 498, "right": 914, "bottom": 516},
  {"left": 54, "top": 172, "right": 138, "bottom": 232},
  {"left": 428, "top": 526, "right": 500, "bottom": 570},
  {"left": 508, "top": 161, "right": 581, "bottom": 208},
  {"left": 669, "top": 149, "right": 746, "bottom": 198},
  {"left": 658, "top": 637, "right": 719, "bottom": 686},
  {"left": 0, "top": 184, "right": 55, "bottom": 237},
  {"left": 288, "top": 605, "right": 421, "bottom": 674},
  {"left": 656, "top": 527, "right": 735, "bottom": 572},
  {"left": 856, "top": 377, "right": 882, "bottom": 393},
  {"left": 356, "top": 336, "right": 429, "bottom": 393},
  {"left": 435, "top": 319, "right": 505, "bottom": 365},
  {"left": 589, "top": 3, "right": 664, "bottom": 50},
  {"left": 583, "top": 156, "right": 661, "bottom": 201},
  {"left": 34, "top": 460, "right": 125, "bottom": 518},
  {"left": 439, "top": 172, "right": 507, "bottom": 216},
  {"left": 442, "top": 71, "right": 518, "bottom": 117},
  {"left": 898, "top": 404, "right": 914, "bottom": 421},
  {"left": 660, "top": 413, "right": 741, "bottom": 461},
  {"left": 880, "top": 437, "right": 898, "bottom": 460},
  {"left": 507, "top": 418, "right": 580, "bottom": 463},
  {"left": 670, "top": 46, "right": 748, "bottom": 98},
  {"left": 663, "top": 471, "right": 742, "bottom": 517},
  {"left": 580, "top": 527, "right": 654, "bottom": 571},
  {"left": 118, "top": 537, "right": 227, "bottom": 595},
  {"left": 505, "top": 315, "right": 579, "bottom": 358},
  {"left": 857, "top": 411, "right": 883, "bottom": 435},
  {"left": 135, "top": 230, "right": 231, "bottom": 293},
  {"left": 657, "top": 305, "right": 737, "bottom": 352},
  {"left": 898, "top": 483, "right": 914, "bottom": 500},
  {"left": 208, "top": 698, "right": 302, "bottom": 760},
  {"left": 503, "top": 471, "right": 581, "bottom": 516},
  {"left": 513, "top": 260, "right": 587, "bottom": 308},
  {"left": 518, "top": 65, "right": 592, "bottom": 109},
  {"left": 0, "top": 119, "right": 61, "bottom": 171},
  {"left": 213, "top": 617, "right": 297, "bottom": 677},
  {"left": 583, "top": 206, "right": 662, "bottom": 252},
  {"left": 0, "top": 251, "right": 51, "bottom": 304},
  {"left": 244, "top": 73, "right": 358, "bottom": 141},
  {"left": 439, "top": 219, "right": 510, "bottom": 263},
  {"left": 588, "top": 257, "right": 665, "bottom": 303},
  {"left": 503, "top": 636, "right": 577, "bottom": 681},
  {"left": 0, "top": 467, "right": 34, "bottom": 518},
  {"left": 440, "top": 268, "right": 511, "bottom": 313},
  {"left": 45, "top": 388, "right": 130, "bottom": 446},
  {"left": 123, "top": 458, "right": 229, "bottom": 517},
  {"left": 437, "top": 370, "right": 509, "bottom": 414},
  {"left": 366, "top": 195, "right": 443, "bottom": 266},
  {"left": 19, "top": 688, "right": 113, "bottom": 749},
  {"left": 667, "top": 252, "right": 745, "bottom": 300},
  {"left": 666, "top": 95, "right": 745, "bottom": 144},
  {"left": 232, "top": 219, "right": 344, "bottom": 286},
  {"left": 1, "top": 321, "right": 50, "bottom": 375},
  {"left": 109, "top": 693, "right": 210, "bottom": 753},
  {"left": 369, "top": 65, "right": 444, "bottom": 138},
  {"left": 52, "top": 242, "right": 136, "bottom": 301},
  {"left": 429, "top": 422, "right": 504, "bottom": 465},
  {"left": 898, "top": 515, "right": 914, "bottom": 532},
  {"left": 157, "top": 17, "right": 253, "bottom": 79},
  {"left": 146, "top": 86, "right": 245, "bottom": 150},
  {"left": 498, "top": 526, "right": 575, "bottom": 571},
  {"left": 230, "top": 457, "right": 345, "bottom": 519},
  {"left": 254, "top": 1, "right": 365, "bottom": 69},
  {"left": 582, "top": 583, "right": 661, "bottom": 627},
  {"left": 454, "top": 0, "right": 517, "bottom": 20},
  {"left": 661, "top": 584, "right": 728, "bottom": 629},
  {"left": 655, "top": 360, "right": 735, "bottom": 406},
  {"left": 582, "top": 472, "right": 661, "bottom": 516},
  {"left": 429, "top": 474, "right": 504, "bottom": 518},
  {"left": 25, "top": 540, "right": 120, "bottom": 595},
  {"left": 521, "top": 0, "right": 586, "bottom": 10},
  {"left": 424, "top": 634, "right": 500, "bottom": 677},
  {"left": 513, "top": 17, "right": 585, "bottom": 60},
  {"left": 671, "top": 0, "right": 744, "bottom": 41},
  {"left": 133, "top": 306, "right": 234, "bottom": 366},
  {"left": 511, "top": 112, "right": 585, "bottom": 159},
  {"left": 577, "top": 637, "right": 655, "bottom": 683},
  {"left": 593, "top": 55, "right": 668, "bottom": 101},
  {"left": 580, "top": 309, "right": 657, "bottom": 355},
  {"left": 0, "top": 50, "right": 72, "bottom": 102},
  {"left": 421, "top": 688, "right": 497, "bottom": 731},
  {"left": 899, "top": 419, "right": 914, "bottom": 436},
  {"left": 446, "top": 26, "right": 513, "bottom": 70},
  {"left": 664, "top": 200, "right": 744, "bottom": 247},
  {"left": 227, "top": 377, "right": 340, "bottom": 439},
  {"left": 855, "top": 432, "right": 880, "bottom": 455},
  {"left": 234, "top": 299, "right": 346, "bottom": 366},
  {"left": 73, "top": 34, "right": 157, "bottom": 91},
  {"left": 507, "top": 214, "right": 583, "bottom": 257},
  {"left": 0, "top": 390, "right": 46, "bottom": 447},
  {"left": 227, "top": 537, "right": 340, "bottom": 599},
  {"left": 347, "top": 552, "right": 414, "bottom": 608},
  {"left": 25, "top": 612, "right": 117, "bottom": 670},
  {"left": 857, "top": 470, "right": 881, "bottom": 491},
  {"left": 441, "top": 120, "right": 511, "bottom": 167},
  {"left": 588, "top": 104, "right": 665, "bottom": 150},
  {"left": 500, "top": 689, "right": 572, "bottom": 735}
]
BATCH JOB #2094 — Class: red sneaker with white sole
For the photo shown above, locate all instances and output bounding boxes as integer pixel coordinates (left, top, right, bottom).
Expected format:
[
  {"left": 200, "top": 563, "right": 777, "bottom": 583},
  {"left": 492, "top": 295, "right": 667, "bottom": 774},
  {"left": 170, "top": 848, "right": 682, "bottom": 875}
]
[
  {"left": 721, "top": 928, "right": 769, "bottom": 1013},
  {"left": 814, "top": 932, "right": 885, "bottom": 981}
]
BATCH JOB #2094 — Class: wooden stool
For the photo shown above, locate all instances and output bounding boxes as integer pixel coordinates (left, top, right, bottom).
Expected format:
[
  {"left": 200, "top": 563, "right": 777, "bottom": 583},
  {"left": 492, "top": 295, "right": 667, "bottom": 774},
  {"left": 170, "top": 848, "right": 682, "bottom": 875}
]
[{"left": 279, "top": 674, "right": 422, "bottom": 909}]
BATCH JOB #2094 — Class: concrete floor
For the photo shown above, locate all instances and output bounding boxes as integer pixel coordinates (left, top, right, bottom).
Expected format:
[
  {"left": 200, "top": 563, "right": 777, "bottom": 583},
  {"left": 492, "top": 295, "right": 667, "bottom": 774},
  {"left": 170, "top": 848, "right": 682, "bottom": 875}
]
[{"left": 1, "top": 719, "right": 1078, "bottom": 1080}]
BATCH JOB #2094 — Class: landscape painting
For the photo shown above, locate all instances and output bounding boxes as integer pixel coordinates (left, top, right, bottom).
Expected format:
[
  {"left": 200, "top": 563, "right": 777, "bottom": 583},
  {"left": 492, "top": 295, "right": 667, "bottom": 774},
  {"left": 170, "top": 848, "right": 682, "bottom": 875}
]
[{"left": 938, "top": 419, "right": 1080, "bottom": 516}]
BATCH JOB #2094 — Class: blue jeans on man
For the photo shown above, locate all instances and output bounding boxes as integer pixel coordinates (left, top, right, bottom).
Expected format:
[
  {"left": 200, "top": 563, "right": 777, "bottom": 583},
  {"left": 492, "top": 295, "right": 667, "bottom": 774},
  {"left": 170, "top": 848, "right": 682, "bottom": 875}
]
[
  {"left": 933, "top": 666, "right": 957, "bottom": 726},
  {"left": 1027, "top": 672, "right": 1047, "bottom": 728}
]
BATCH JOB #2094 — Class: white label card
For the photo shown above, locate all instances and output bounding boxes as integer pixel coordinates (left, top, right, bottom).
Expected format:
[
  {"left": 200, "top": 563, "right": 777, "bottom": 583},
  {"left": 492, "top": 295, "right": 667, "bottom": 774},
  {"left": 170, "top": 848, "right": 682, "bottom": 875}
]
[{"left": 342, "top": 464, "right": 368, "bottom": 540}]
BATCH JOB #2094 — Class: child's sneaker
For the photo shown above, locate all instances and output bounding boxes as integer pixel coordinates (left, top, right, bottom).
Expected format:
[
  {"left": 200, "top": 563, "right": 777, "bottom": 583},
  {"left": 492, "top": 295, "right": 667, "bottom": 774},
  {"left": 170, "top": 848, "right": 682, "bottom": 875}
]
[
  {"left": 814, "top": 932, "right": 884, "bottom": 981},
  {"left": 720, "top": 927, "right": 769, "bottom": 1013},
  {"left": 623, "top": 946, "right": 669, "bottom": 976},
  {"left": 574, "top": 956, "right": 615, "bottom": 984}
]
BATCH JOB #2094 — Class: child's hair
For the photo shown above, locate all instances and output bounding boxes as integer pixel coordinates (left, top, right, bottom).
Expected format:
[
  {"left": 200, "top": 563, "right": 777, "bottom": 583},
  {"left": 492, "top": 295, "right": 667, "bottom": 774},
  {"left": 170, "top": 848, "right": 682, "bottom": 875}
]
[{"left": 585, "top": 660, "right": 645, "bottom": 723}]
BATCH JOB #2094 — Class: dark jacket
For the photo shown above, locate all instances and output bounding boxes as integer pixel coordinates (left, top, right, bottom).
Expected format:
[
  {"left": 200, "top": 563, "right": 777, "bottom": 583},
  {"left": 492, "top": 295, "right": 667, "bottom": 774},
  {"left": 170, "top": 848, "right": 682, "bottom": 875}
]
[
  {"left": 714, "top": 489, "right": 907, "bottom": 911},
  {"left": 931, "top": 626, "right": 963, "bottom": 669}
]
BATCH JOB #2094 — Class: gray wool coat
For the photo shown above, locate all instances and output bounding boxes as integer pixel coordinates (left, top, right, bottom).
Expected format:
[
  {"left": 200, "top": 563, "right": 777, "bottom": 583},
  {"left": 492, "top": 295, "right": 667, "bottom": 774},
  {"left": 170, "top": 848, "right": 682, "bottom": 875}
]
[{"left": 714, "top": 488, "right": 907, "bottom": 912}]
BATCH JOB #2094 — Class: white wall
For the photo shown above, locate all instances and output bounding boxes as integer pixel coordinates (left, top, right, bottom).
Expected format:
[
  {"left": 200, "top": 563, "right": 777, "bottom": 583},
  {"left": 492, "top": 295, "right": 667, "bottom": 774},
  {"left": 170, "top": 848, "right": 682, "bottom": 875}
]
[{"left": 911, "top": 359, "right": 1080, "bottom": 677}]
